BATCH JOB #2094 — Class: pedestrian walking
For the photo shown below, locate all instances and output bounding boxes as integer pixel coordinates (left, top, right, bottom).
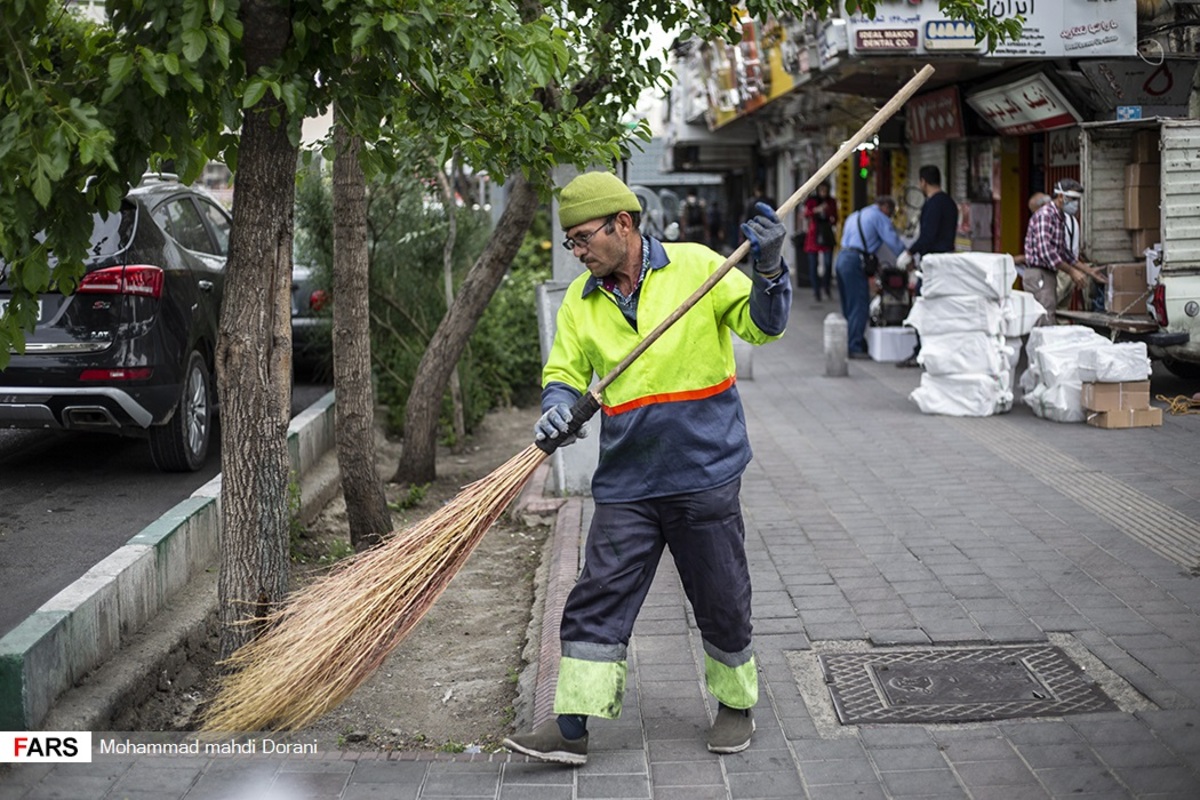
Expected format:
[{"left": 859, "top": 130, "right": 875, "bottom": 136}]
[
  {"left": 502, "top": 171, "right": 791, "bottom": 765},
  {"left": 836, "top": 196, "right": 905, "bottom": 359},
  {"left": 680, "top": 190, "right": 707, "bottom": 243},
  {"left": 802, "top": 181, "right": 838, "bottom": 302}
]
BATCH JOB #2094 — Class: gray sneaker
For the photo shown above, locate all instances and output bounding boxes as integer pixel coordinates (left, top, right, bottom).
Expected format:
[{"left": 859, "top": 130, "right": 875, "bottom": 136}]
[
  {"left": 502, "top": 720, "right": 588, "bottom": 765},
  {"left": 707, "top": 705, "right": 755, "bottom": 754}
]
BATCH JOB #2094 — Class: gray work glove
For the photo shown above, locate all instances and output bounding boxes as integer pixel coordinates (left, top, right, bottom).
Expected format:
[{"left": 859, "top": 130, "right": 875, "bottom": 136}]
[
  {"left": 534, "top": 402, "right": 589, "bottom": 448},
  {"left": 740, "top": 202, "right": 785, "bottom": 275}
]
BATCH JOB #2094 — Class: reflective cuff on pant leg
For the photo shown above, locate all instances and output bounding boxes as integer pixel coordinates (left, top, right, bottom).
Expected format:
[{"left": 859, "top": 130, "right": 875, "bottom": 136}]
[
  {"left": 553, "top": 656, "right": 627, "bottom": 719},
  {"left": 703, "top": 644, "right": 758, "bottom": 710}
]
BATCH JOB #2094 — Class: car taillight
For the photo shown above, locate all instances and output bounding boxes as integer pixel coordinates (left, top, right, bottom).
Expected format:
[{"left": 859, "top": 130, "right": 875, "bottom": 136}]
[
  {"left": 78, "top": 265, "right": 164, "bottom": 299},
  {"left": 1150, "top": 284, "right": 1168, "bottom": 326},
  {"left": 79, "top": 368, "right": 154, "bottom": 381},
  {"left": 310, "top": 289, "right": 329, "bottom": 312}
]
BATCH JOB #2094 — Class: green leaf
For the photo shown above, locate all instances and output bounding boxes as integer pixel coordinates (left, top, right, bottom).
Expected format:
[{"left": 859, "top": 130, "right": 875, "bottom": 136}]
[
  {"left": 181, "top": 67, "right": 205, "bottom": 93},
  {"left": 140, "top": 61, "right": 169, "bottom": 97},
  {"left": 183, "top": 29, "right": 208, "bottom": 61},
  {"left": 243, "top": 79, "right": 269, "bottom": 109},
  {"left": 108, "top": 53, "right": 133, "bottom": 84},
  {"left": 208, "top": 25, "right": 231, "bottom": 64},
  {"left": 31, "top": 168, "right": 51, "bottom": 207}
]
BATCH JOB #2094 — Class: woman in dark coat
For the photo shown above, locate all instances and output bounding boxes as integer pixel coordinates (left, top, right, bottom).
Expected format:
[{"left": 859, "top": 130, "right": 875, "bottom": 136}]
[{"left": 802, "top": 181, "right": 838, "bottom": 302}]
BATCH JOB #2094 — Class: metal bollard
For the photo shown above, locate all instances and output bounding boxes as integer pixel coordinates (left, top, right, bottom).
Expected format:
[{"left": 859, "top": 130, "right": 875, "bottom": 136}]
[{"left": 824, "top": 313, "right": 848, "bottom": 377}]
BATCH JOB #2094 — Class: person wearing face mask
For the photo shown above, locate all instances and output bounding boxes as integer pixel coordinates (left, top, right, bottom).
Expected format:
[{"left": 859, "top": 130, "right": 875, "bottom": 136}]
[
  {"left": 1056, "top": 189, "right": 1084, "bottom": 307},
  {"left": 1022, "top": 179, "right": 1106, "bottom": 325}
]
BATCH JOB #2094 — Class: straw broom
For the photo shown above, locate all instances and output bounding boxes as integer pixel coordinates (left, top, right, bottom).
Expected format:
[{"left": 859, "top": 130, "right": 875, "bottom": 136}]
[{"left": 200, "top": 65, "right": 936, "bottom": 734}]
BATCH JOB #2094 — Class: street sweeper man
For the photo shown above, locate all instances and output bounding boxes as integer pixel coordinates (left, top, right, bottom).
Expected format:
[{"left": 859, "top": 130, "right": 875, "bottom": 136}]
[{"left": 502, "top": 171, "right": 791, "bottom": 764}]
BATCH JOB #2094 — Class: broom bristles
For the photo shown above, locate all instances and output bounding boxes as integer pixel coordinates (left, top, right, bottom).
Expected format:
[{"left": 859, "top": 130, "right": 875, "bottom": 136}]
[{"left": 200, "top": 442, "right": 548, "bottom": 733}]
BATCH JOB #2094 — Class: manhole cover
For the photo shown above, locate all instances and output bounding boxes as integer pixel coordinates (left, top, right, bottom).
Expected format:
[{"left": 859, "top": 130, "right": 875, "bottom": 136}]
[{"left": 818, "top": 645, "right": 1116, "bottom": 724}]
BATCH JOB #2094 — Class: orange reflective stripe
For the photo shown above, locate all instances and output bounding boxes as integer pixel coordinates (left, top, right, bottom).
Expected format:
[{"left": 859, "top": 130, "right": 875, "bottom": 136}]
[{"left": 603, "top": 375, "right": 736, "bottom": 416}]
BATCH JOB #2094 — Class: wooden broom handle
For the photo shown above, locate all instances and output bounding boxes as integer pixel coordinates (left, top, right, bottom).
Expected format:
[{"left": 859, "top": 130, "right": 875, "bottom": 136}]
[{"left": 589, "top": 64, "right": 936, "bottom": 397}]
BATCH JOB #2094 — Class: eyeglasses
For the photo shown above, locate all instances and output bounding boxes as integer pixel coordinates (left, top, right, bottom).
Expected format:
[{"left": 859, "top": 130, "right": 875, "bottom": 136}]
[{"left": 561, "top": 215, "right": 616, "bottom": 250}]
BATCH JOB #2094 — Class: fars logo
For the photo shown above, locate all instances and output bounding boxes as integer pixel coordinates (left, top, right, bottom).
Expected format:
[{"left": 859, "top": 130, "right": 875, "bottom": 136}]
[{"left": 1, "top": 732, "right": 92, "bottom": 762}]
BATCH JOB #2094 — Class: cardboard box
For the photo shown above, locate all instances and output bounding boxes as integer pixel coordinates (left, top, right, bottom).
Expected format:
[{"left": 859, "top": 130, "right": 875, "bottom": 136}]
[
  {"left": 1130, "top": 228, "right": 1161, "bottom": 260},
  {"left": 1123, "top": 185, "right": 1160, "bottom": 229},
  {"left": 1086, "top": 407, "right": 1163, "bottom": 429},
  {"left": 1107, "top": 262, "right": 1147, "bottom": 294},
  {"left": 1107, "top": 290, "right": 1148, "bottom": 316},
  {"left": 1125, "top": 162, "right": 1160, "bottom": 187},
  {"left": 865, "top": 326, "right": 918, "bottom": 363},
  {"left": 1132, "top": 130, "right": 1160, "bottom": 163},
  {"left": 1081, "top": 380, "right": 1150, "bottom": 413}
]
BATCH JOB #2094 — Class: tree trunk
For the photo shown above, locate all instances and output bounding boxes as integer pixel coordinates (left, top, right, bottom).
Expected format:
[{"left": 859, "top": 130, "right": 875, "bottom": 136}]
[
  {"left": 332, "top": 118, "right": 390, "bottom": 550},
  {"left": 392, "top": 173, "right": 539, "bottom": 484},
  {"left": 215, "top": 0, "right": 296, "bottom": 659},
  {"left": 436, "top": 159, "right": 466, "bottom": 454}
]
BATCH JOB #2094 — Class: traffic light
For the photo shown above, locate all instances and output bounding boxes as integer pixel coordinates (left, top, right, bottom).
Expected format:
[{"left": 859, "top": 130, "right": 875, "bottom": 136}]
[{"left": 857, "top": 148, "right": 872, "bottom": 180}]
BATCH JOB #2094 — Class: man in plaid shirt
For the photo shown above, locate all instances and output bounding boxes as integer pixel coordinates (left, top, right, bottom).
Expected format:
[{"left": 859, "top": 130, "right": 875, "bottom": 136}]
[{"left": 1022, "top": 179, "right": 1106, "bottom": 325}]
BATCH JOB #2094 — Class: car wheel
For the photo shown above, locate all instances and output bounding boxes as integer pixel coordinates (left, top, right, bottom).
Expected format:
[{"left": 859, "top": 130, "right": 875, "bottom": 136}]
[
  {"left": 149, "top": 350, "right": 212, "bottom": 472},
  {"left": 1163, "top": 357, "right": 1200, "bottom": 380}
]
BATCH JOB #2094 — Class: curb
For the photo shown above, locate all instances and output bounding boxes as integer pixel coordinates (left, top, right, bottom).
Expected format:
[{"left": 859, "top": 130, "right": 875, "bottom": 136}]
[{"left": 1, "top": 391, "right": 339, "bottom": 730}]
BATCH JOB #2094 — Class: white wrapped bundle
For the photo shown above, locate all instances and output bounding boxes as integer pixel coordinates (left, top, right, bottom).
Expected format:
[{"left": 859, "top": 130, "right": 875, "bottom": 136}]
[
  {"left": 1001, "top": 290, "right": 1046, "bottom": 337},
  {"left": 1005, "top": 336, "right": 1023, "bottom": 396},
  {"left": 1036, "top": 345, "right": 1089, "bottom": 387},
  {"left": 918, "top": 332, "right": 1007, "bottom": 377},
  {"left": 1077, "top": 341, "right": 1152, "bottom": 383},
  {"left": 903, "top": 295, "right": 1005, "bottom": 336},
  {"left": 1020, "top": 327, "right": 1110, "bottom": 392},
  {"left": 918, "top": 252, "right": 1017, "bottom": 300},
  {"left": 910, "top": 373, "right": 1012, "bottom": 417},
  {"left": 1024, "top": 379, "right": 1085, "bottom": 423}
]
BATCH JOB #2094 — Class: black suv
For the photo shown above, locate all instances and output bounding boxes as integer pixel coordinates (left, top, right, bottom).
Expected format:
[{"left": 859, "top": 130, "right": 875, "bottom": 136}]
[{"left": 0, "top": 175, "right": 229, "bottom": 471}]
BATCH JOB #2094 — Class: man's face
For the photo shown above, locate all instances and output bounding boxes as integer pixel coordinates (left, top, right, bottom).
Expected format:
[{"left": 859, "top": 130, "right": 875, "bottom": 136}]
[{"left": 566, "top": 214, "right": 628, "bottom": 278}]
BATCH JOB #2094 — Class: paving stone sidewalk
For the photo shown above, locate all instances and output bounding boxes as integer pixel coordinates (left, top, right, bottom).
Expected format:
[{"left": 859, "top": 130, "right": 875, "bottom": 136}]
[{"left": 4, "top": 298, "right": 1199, "bottom": 799}]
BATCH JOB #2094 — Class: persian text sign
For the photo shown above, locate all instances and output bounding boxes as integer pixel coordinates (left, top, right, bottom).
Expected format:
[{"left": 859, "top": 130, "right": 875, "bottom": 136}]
[
  {"left": 1048, "top": 127, "right": 1081, "bottom": 168},
  {"left": 988, "top": 0, "right": 1136, "bottom": 58},
  {"left": 966, "top": 73, "right": 1081, "bottom": 135},
  {"left": 906, "top": 86, "right": 965, "bottom": 144},
  {"left": 1080, "top": 60, "right": 1193, "bottom": 117}
]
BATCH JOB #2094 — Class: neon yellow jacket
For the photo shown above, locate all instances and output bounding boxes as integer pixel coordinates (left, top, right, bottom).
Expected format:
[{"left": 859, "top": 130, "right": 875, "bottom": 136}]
[{"left": 543, "top": 238, "right": 790, "bottom": 501}]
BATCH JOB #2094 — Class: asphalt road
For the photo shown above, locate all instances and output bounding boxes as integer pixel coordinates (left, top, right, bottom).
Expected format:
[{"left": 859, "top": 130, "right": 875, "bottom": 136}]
[{"left": 0, "top": 382, "right": 331, "bottom": 637}]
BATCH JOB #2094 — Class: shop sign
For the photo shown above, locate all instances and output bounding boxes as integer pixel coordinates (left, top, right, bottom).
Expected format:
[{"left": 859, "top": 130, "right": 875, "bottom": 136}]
[
  {"left": 700, "top": 12, "right": 842, "bottom": 131},
  {"left": 966, "top": 73, "right": 1081, "bottom": 135},
  {"left": 987, "top": 0, "right": 1137, "bottom": 59},
  {"left": 923, "top": 20, "right": 979, "bottom": 51},
  {"left": 1048, "top": 127, "right": 1081, "bottom": 168},
  {"left": 906, "top": 86, "right": 964, "bottom": 144},
  {"left": 854, "top": 28, "right": 918, "bottom": 51},
  {"left": 847, "top": 1, "right": 986, "bottom": 56},
  {"left": 1080, "top": 60, "right": 1192, "bottom": 118}
]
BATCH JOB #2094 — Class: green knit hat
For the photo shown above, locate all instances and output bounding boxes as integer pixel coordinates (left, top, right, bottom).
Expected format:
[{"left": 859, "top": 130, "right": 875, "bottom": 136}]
[{"left": 558, "top": 172, "right": 642, "bottom": 229}]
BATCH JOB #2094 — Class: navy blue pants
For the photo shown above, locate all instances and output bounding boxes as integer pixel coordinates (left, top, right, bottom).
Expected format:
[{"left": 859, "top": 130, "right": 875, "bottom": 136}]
[
  {"left": 835, "top": 250, "right": 870, "bottom": 355},
  {"left": 560, "top": 478, "right": 752, "bottom": 659}
]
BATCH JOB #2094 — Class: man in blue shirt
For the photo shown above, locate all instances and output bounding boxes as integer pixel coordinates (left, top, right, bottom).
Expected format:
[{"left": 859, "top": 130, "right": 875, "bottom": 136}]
[{"left": 836, "top": 196, "right": 906, "bottom": 358}]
